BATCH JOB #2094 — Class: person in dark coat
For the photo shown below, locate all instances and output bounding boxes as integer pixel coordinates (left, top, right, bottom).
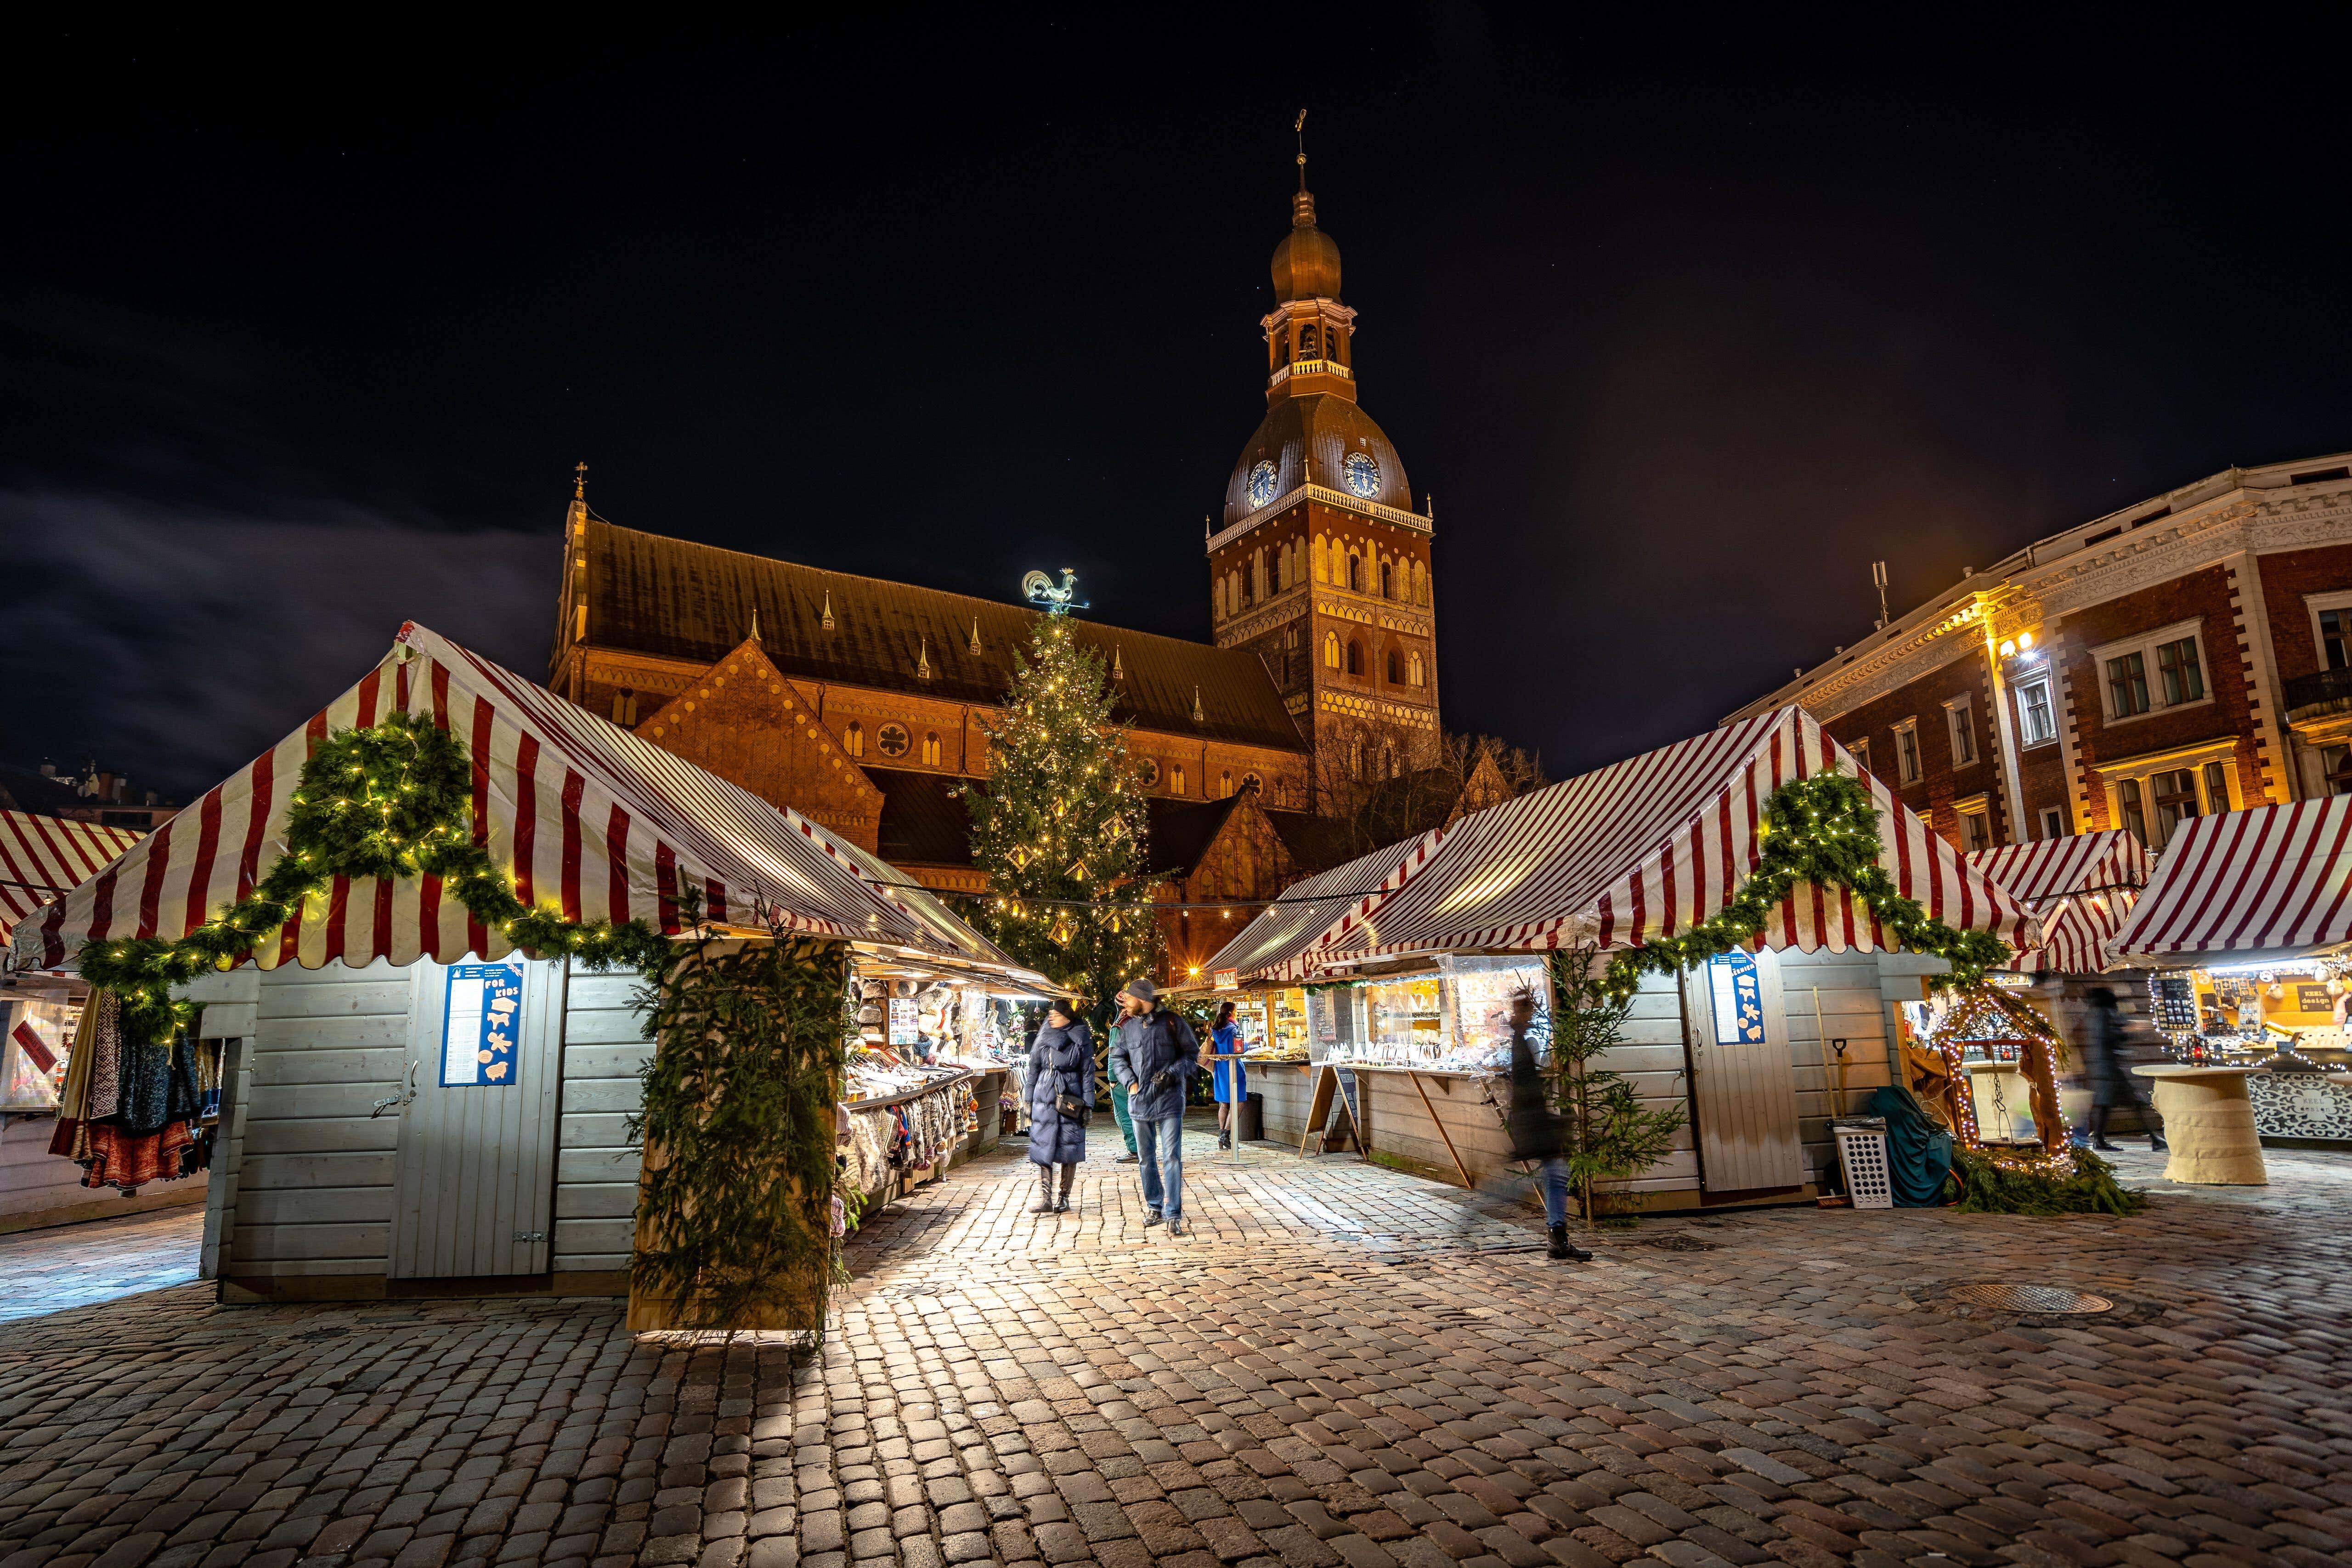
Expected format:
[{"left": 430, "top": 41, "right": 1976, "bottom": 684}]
[
  {"left": 1109, "top": 978, "right": 1199, "bottom": 1235},
  {"left": 1504, "top": 991, "right": 1591, "bottom": 1262},
  {"left": 2082, "top": 986, "right": 2165, "bottom": 1153},
  {"left": 1025, "top": 1003, "right": 1094, "bottom": 1214}
]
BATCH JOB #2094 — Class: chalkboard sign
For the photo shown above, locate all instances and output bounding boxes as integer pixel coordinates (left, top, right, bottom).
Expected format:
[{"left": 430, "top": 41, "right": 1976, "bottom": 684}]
[
  {"left": 2149, "top": 974, "right": 2198, "bottom": 1035},
  {"left": 1334, "top": 1067, "right": 1361, "bottom": 1137},
  {"left": 2296, "top": 983, "right": 2333, "bottom": 1015}
]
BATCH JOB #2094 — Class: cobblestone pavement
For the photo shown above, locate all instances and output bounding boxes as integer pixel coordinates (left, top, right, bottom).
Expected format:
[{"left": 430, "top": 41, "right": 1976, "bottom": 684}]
[
  {"left": 1, "top": 1136, "right": 2348, "bottom": 1568},
  {"left": 0, "top": 1205, "right": 202, "bottom": 1323}
]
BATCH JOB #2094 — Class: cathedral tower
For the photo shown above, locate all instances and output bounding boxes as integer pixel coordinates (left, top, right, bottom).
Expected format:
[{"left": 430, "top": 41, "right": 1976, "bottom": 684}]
[{"left": 1208, "top": 153, "right": 1439, "bottom": 797}]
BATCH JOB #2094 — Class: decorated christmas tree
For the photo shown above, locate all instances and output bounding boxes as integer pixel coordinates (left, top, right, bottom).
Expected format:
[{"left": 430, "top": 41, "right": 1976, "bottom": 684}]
[{"left": 963, "top": 600, "right": 1162, "bottom": 1013}]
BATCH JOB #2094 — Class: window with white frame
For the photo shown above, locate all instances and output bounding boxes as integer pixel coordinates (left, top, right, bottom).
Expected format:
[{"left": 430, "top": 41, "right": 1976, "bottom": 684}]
[
  {"left": 2308, "top": 590, "right": 2352, "bottom": 671},
  {"left": 2016, "top": 676, "right": 2057, "bottom": 747},
  {"left": 2091, "top": 618, "right": 2212, "bottom": 724},
  {"left": 2039, "top": 806, "right": 2068, "bottom": 840},
  {"left": 1955, "top": 797, "right": 1993, "bottom": 854},
  {"left": 2099, "top": 742, "right": 2240, "bottom": 851},
  {"left": 1945, "top": 695, "right": 1977, "bottom": 767},
  {"left": 1892, "top": 718, "right": 1922, "bottom": 784},
  {"left": 1847, "top": 735, "right": 1871, "bottom": 776}
]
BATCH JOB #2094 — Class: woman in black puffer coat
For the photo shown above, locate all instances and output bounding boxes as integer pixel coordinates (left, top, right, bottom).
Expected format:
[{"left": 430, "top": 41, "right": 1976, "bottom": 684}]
[{"left": 1026, "top": 1003, "right": 1094, "bottom": 1214}]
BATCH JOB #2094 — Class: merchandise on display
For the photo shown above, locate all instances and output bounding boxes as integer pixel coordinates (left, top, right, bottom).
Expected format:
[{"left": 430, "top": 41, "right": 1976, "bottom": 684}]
[
  {"left": 2137, "top": 958, "right": 2352, "bottom": 1145},
  {"left": 1306, "top": 956, "right": 1550, "bottom": 1074},
  {"left": 40, "top": 991, "right": 221, "bottom": 1193}
]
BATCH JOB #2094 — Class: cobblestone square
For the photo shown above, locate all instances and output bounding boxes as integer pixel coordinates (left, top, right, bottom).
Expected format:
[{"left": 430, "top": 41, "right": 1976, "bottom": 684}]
[{"left": 2, "top": 1134, "right": 2346, "bottom": 1568}]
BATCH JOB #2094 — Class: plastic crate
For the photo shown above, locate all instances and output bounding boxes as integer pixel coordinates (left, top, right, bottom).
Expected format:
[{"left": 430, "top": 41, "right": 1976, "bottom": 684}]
[{"left": 1833, "top": 1127, "right": 1894, "bottom": 1210}]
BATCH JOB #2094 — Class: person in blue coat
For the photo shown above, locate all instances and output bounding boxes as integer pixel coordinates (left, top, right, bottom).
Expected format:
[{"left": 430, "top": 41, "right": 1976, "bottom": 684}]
[
  {"left": 1026, "top": 1002, "right": 1094, "bottom": 1214},
  {"left": 1209, "top": 1000, "right": 1247, "bottom": 1150}
]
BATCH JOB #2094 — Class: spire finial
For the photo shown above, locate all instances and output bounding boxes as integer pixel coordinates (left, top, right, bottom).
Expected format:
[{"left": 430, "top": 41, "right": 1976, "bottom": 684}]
[
  {"left": 574, "top": 461, "right": 587, "bottom": 501},
  {"left": 1295, "top": 107, "right": 1308, "bottom": 192},
  {"left": 749, "top": 606, "right": 761, "bottom": 644}
]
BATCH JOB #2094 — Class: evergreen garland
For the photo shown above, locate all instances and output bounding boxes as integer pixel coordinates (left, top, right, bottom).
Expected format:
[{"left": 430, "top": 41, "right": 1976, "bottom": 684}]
[
  {"left": 1949, "top": 1144, "right": 2145, "bottom": 1216},
  {"left": 961, "top": 614, "right": 1163, "bottom": 1013},
  {"left": 78, "top": 712, "right": 672, "bottom": 1044},
  {"left": 1603, "top": 769, "right": 2010, "bottom": 999},
  {"left": 628, "top": 932, "right": 847, "bottom": 1333}
]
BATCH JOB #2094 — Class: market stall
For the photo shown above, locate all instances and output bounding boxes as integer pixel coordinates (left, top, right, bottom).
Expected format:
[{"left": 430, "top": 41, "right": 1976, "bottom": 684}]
[
  {"left": 2105, "top": 796, "right": 2352, "bottom": 1166},
  {"left": 1208, "top": 706, "right": 2036, "bottom": 1209},
  {"left": 0, "top": 810, "right": 179, "bottom": 1231},
  {"left": 7, "top": 622, "right": 1039, "bottom": 1321}
]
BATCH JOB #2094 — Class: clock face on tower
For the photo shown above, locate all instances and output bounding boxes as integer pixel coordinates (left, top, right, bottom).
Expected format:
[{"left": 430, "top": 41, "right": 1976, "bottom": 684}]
[
  {"left": 1344, "top": 451, "right": 1380, "bottom": 498},
  {"left": 1247, "top": 460, "right": 1279, "bottom": 509}
]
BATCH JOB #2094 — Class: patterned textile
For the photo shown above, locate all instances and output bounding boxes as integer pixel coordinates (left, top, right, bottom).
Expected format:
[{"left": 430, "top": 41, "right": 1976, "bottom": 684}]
[
  {"left": 82, "top": 1120, "right": 193, "bottom": 1192},
  {"left": 84, "top": 992, "right": 123, "bottom": 1123}
]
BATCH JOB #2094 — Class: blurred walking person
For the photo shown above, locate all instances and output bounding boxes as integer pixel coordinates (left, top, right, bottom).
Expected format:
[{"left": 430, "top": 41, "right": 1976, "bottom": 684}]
[
  {"left": 1506, "top": 991, "right": 1592, "bottom": 1261},
  {"left": 2082, "top": 986, "right": 2165, "bottom": 1153},
  {"left": 1208, "top": 1000, "right": 1247, "bottom": 1150},
  {"left": 1026, "top": 1002, "right": 1093, "bottom": 1214}
]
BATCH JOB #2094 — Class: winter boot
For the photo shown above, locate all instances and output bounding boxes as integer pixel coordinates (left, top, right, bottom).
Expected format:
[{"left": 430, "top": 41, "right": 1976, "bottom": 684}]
[
  {"left": 1548, "top": 1224, "right": 1592, "bottom": 1262},
  {"left": 1030, "top": 1166, "right": 1056, "bottom": 1214},
  {"left": 2088, "top": 1107, "right": 2120, "bottom": 1152},
  {"left": 1217, "top": 1128, "right": 1232, "bottom": 1150},
  {"left": 1055, "top": 1164, "right": 1074, "bottom": 1213}
]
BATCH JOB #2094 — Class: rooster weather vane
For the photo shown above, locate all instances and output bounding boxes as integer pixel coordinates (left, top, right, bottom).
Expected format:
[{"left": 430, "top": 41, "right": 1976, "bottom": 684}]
[{"left": 1022, "top": 569, "right": 1088, "bottom": 616}]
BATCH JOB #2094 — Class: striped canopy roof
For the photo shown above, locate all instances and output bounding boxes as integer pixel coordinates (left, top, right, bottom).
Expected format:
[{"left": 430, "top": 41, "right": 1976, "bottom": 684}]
[
  {"left": 0, "top": 812, "right": 144, "bottom": 953},
  {"left": 7, "top": 623, "right": 1020, "bottom": 974},
  {"left": 1966, "top": 831, "right": 2153, "bottom": 974},
  {"left": 1199, "top": 827, "right": 1455, "bottom": 983},
  {"left": 2105, "top": 797, "right": 2352, "bottom": 965},
  {"left": 1210, "top": 706, "right": 2038, "bottom": 983}
]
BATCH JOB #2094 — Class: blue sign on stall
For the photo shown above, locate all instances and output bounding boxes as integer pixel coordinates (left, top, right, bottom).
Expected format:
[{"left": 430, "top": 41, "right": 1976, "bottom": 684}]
[{"left": 441, "top": 961, "right": 525, "bottom": 1087}]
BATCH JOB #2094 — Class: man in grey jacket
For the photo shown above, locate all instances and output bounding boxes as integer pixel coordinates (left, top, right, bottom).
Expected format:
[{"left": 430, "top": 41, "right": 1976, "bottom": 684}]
[{"left": 1108, "top": 978, "right": 1199, "bottom": 1235}]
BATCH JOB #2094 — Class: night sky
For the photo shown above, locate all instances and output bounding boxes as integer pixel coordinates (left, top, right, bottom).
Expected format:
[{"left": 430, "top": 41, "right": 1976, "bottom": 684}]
[{"left": 9, "top": 15, "right": 2352, "bottom": 801}]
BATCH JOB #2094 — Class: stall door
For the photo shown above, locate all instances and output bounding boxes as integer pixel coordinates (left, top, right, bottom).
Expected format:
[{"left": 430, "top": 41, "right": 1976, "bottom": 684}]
[
  {"left": 1687, "top": 951, "right": 1804, "bottom": 1193},
  {"left": 388, "top": 957, "right": 564, "bottom": 1278}
]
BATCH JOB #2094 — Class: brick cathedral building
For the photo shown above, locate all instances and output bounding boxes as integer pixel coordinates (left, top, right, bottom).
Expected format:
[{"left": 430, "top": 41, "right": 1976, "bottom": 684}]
[
  {"left": 1725, "top": 455, "right": 2352, "bottom": 857},
  {"left": 547, "top": 170, "right": 1452, "bottom": 976}
]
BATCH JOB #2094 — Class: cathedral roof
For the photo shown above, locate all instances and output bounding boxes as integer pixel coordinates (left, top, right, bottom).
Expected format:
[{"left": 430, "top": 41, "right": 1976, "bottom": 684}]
[
  {"left": 1221, "top": 394, "right": 1413, "bottom": 527},
  {"left": 1271, "top": 189, "right": 1341, "bottom": 303},
  {"left": 574, "top": 519, "right": 1308, "bottom": 753}
]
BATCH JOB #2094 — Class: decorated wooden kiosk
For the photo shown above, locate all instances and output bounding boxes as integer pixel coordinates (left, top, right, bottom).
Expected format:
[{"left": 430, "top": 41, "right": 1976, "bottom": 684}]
[
  {"left": 5, "top": 622, "right": 1047, "bottom": 1333},
  {"left": 2103, "top": 796, "right": 2352, "bottom": 1180},
  {"left": 1204, "top": 707, "right": 2037, "bottom": 1212}
]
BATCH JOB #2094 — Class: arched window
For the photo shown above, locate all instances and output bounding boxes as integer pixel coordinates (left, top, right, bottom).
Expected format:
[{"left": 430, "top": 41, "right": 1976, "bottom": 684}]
[
  {"left": 1346, "top": 640, "right": 1363, "bottom": 676},
  {"left": 1220, "top": 769, "right": 1233, "bottom": 798},
  {"left": 1171, "top": 764, "right": 1187, "bottom": 795},
  {"left": 1212, "top": 577, "right": 1225, "bottom": 621},
  {"left": 1346, "top": 552, "right": 1362, "bottom": 592},
  {"left": 611, "top": 688, "right": 639, "bottom": 726},
  {"left": 1380, "top": 560, "right": 1394, "bottom": 600},
  {"left": 1349, "top": 735, "right": 1364, "bottom": 779},
  {"left": 922, "top": 732, "right": 942, "bottom": 765},
  {"left": 1385, "top": 650, "right": 1402, "bottom": 684},
  {"left": 1413, "top": 560, "right": 1428, "bottom": 606},
  {"left": 1323, "top": 632, "right": 1340, "bottom": 669},
  {"left": 1302, "top": 322, "right": 1319, "bottom": 358},
  {"left": 1382, "top": 745, "right": 1396, "bottom": 780},
  {"left": 1313, "top": 535, "right": 1330, "bottom": 583},
  {"left": 844, "top": 722, "right": 865, "bottom": 759},
  {"left": 1409, "top": 652, "right": 1425, "bottom": 687}
]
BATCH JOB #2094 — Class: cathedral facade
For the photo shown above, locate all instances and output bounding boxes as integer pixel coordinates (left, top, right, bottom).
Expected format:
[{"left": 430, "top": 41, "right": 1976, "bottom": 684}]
[{"left": 545, "top": 170, "right": 1445, "bottom": 972}]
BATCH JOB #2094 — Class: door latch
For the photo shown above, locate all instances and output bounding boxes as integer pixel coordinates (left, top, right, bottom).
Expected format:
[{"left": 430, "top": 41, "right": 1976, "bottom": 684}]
[{"left": 371, "top": 1062, "right": 421, "bottom": 1119}]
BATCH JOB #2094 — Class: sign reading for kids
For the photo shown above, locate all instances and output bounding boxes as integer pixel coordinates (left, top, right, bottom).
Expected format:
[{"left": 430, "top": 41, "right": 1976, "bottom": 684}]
[{"left": 441, "top": 960, "right": 525, "bottom": 1087}]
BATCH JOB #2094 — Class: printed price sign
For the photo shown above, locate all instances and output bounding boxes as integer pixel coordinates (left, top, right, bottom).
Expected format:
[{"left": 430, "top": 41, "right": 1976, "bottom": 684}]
[
  {"left": 442, "top": 961, "right": 524, "bottom": 1087},
  {"left": 888, "top": 997, "right": 919, "bottom": 1046},
  {"left": 1213, "top": 969, "right": 1239, "bottom": 992}
]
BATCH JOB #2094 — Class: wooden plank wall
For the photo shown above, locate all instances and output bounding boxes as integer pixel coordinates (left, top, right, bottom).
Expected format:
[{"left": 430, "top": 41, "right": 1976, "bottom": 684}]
[
  {"left": 188, "top": 968, "right": 259, "bottom": 1279},
  {"left": 1775, "top": 949, "right": 1893, "bottom": 1189},
  {"left": 1593, "top": 974, "right": 1700, "bottom": 1198},
  {"left": 554, "top": 964, "right": 650, "bottom": 1276},
  {"left": 232, "top": 959, "right": 410, "bottom": 1277}
]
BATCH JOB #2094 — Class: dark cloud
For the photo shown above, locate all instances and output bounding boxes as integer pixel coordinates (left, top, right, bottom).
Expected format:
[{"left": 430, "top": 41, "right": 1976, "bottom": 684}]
[{"left": 0, "top": 490, "right": 546, "bottom": 792}]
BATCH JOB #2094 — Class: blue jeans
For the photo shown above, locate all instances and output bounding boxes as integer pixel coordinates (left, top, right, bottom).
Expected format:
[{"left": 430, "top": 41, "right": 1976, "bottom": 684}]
[
  {"left": 1110, "top": 1079, "right": 1137, "bottom": 1153},
  {"left": 1135, "top": 1113, "right": 1184, "bottom": 1219},
  {"left": 1537, "top": 1157, "right": 1570, "bottom": 1227}
]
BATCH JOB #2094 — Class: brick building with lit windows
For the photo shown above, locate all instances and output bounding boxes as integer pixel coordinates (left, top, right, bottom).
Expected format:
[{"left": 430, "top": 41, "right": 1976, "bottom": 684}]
[{"left": 1725, "top": 454, "right": 2352, "bottom": 855}]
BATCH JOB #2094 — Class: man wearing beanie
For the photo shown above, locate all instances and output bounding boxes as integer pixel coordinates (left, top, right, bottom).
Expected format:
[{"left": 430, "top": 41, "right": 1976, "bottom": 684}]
[{"left": 1108, "top": 978, "right": 1200, "bottom": 1236}]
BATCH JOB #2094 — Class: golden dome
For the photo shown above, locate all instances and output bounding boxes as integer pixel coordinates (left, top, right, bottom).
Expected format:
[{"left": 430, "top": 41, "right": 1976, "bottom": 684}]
[
  {"left": 1271, "top": 189, "right": 1341, "bottom": 303},
  {"left": 1222, "top": 395, "right": 1409, "bottom": 526}
]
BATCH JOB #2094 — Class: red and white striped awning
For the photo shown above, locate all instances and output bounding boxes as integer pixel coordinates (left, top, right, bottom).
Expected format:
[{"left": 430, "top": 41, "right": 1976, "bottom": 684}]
[
  {"left": 1200, "top": 827, "right": 1453, "bottom": 984},
  {"left": 2105, "top": 797, "right": 2352, "bottom": 966},
  {"left": 1218, "top": 707, "right": 2038, "bottom": 982},
  {"left": 1966, "top": 831, "right": 2153, "bottom": 974},
  {"left": 0, "top": 812, "right": 144, "bottom": 956},
  {"left": 7, "top": 623, "right": 1016, "bottom": 974}
]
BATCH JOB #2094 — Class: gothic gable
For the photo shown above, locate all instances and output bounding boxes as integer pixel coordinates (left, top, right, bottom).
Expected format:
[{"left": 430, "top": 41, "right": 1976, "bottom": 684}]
[{"left": 634, "top": 637, "right": 886, "bottom": 851}]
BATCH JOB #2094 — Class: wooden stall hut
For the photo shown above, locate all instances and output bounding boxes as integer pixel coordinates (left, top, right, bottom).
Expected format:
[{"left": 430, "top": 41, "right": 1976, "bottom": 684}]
[
  {"left": 2104, "top": 797, "right": 2352, "bottom": 1169},
  {"left": 1206, "top": 707, "right": 2036, "bottom": 1211},
  {"left": 5, "top": 622, "right": 1035, "bottom": 1324}
]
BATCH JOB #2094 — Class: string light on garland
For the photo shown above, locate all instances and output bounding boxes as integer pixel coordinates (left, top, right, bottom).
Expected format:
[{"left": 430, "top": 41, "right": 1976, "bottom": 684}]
[
  {"left": 78, "top": 712, "right": 674, "bottom": 1045},
  {"left": 1602, "top": 768, "right": 2011, "bottom": 1002}
]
